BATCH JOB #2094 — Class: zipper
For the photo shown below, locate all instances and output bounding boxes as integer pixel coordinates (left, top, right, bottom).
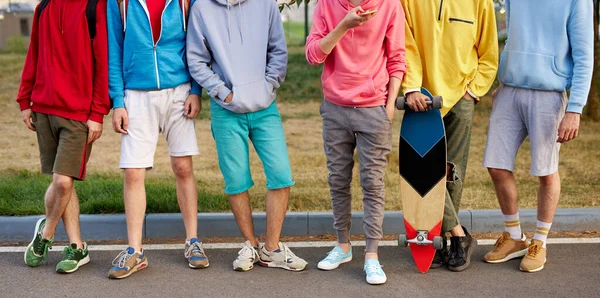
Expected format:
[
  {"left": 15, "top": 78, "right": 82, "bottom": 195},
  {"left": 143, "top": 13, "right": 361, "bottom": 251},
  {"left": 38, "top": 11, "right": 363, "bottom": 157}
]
[
  {"left": 138, "top": 0, "right": 174, "bottom": 89},
  {"left": 437, "top": 0, "right": 443, "bottom": 21},
  {"left": 449, "top": 18, "right": 474, "bottom": 24}
]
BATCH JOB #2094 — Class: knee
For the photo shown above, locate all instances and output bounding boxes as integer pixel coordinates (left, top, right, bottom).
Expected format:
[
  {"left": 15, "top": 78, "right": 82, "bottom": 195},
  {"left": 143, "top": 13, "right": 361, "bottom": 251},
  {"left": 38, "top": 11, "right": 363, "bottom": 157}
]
[
  {"left": 52, "top": 174, "right": 73, "bottom": 193},
  {"left": 488, "top": 168, "right": 512, "bottom": 181},
  {"left": 359, "top": 175, "right": 384, "bottom": 191},
  {"left": 172, "top": 159, "right": 193, "bottom": 179},
  {"left": 124, "top": 169, "right": 146, "bottom": 185},
  {"left": 329, "top": 173, "right": 352, "bottom": 190},
  {"left": 539, "top": 172, "right": 559, "bottom": 186}
]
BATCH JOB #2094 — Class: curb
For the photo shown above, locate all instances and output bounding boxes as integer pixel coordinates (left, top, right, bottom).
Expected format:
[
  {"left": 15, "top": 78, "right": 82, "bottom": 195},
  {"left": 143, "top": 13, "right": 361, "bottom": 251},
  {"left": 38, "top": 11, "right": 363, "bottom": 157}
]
[{"left": 1, "top": 208, "right": 599, "bottom": 242}]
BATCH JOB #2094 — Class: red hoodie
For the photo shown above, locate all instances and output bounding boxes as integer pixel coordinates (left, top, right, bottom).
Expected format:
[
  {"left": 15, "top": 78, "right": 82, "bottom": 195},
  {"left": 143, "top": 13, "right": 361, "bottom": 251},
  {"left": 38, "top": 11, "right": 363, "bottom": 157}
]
[{"left": 16, "top": 0, "right": 110, "bottom": 123}]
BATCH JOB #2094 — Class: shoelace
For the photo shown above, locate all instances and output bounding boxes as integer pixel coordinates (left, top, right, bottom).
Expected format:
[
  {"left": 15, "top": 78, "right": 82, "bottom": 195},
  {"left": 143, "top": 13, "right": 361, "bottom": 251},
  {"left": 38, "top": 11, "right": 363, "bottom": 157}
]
[
  {"left": 34, "top": 235, "right": 51, "bottom": 256},
  {"left": 112, "top": 250, "right": 133, "bottom": 268},
  {"left": 238, "top": 245, "right": 258, "bottom": 261},
  {"left": 185, "top": 242, "right": 204, "bottom": 258},
  {"left": 281, "top": 244, "right": 299, "bottom": 263},
  {"left": 365, "top": 264, "right": 383, "bottom": 276},
  {"left": 527, "top": 244, "right": 542, "bottom": 258},
  {"left": 493, "top": 234, "right": 510, "bottom": 252},
  {"left": 61, "top": 246, "right": 76, "bottom": 260},
  {"left": 325, "top": 251, "right": 342, "bottom": 261}
]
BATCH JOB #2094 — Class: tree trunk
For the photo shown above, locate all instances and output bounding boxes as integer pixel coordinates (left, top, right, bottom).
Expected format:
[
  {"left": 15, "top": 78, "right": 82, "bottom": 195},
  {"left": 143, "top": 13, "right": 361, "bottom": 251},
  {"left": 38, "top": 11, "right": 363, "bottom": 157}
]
[{"left": 585, "top": 0, "right": 600, "bottom": 121}]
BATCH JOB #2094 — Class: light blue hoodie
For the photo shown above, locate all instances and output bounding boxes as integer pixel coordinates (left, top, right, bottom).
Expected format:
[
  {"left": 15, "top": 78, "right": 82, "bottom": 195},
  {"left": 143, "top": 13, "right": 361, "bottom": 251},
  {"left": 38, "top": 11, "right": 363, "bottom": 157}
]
[
  {"left": 499, "top": 0, "right": 594, "bottom": 114},
  {"left": 186, "top": 0, "right": 287, "bottom": 114},
  {"left": 107, "top": 0, "right": 202, "bottom": 109}
]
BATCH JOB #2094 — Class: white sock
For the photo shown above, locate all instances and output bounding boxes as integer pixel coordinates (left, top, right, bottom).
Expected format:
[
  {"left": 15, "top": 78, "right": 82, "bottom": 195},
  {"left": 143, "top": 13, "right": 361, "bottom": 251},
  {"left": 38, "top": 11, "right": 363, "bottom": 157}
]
[
  {"left": 503, "top": 213, "right": 522, "bottom": 240},
  {"left": 533, "top": 220, "right": 552, "bottom": 248}
]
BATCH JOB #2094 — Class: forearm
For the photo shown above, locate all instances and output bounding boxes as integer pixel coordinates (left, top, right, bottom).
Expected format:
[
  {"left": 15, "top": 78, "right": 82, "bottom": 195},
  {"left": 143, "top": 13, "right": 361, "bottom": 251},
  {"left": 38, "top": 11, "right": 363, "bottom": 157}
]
[
  {"left": 386, "top": 77, "right": 401, "bottom": 112},
  {"left": 319, "top": 24, "right": 349, "bottom": 55}
]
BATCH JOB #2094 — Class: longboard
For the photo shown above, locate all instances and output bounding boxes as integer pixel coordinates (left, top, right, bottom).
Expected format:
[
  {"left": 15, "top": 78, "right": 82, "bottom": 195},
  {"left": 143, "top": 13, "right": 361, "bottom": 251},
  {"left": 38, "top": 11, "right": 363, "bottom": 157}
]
[{"left": 396, "top": 87, "right": 447, "bottom": 273}]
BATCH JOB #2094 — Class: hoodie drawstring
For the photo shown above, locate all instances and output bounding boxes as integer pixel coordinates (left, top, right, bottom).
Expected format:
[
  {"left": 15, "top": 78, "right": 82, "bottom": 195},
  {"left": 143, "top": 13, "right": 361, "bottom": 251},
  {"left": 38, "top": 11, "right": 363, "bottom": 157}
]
[
  {"left": 182, "top": 0, "right": 187, "bottom": 32},
  {"left": 238, "top": 1, "right": 244, "bottom": 44},
  {"left": 226, "top": 2, "right": 232, "bottom": 42}
]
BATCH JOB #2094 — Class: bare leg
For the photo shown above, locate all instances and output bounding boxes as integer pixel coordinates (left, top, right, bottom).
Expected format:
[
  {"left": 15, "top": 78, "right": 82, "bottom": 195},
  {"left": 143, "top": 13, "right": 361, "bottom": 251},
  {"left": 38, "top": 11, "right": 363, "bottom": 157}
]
[
  {"left": 537, "top": 172, "right": 560, "bottom": 222},
  {"left": 488, "top": 168, "right": 520, "bottom": 216},
  {"left": 264, "top": 187, "right": 290, "bottom": 251},
  {"left": 42, "top": 173, "right": 75, "bottom": 240},
  {"left": 62, "top": 190, "right": 83, "bottom": 249},
  {"left": 171, "top": 156, "right": 198, "bottom": 241},
  {"left": 229, "top": 191, "right": 259, "bottom": 247},
  {"left": 124, "top": 168, "right": 146, "bottom": 252}
]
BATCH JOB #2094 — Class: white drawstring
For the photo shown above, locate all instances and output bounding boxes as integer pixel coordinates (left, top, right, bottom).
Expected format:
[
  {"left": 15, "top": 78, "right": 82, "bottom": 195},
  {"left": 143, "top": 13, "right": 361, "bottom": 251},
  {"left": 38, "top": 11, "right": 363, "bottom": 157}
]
[
  {"left": 227, "top": 2, "right": 232, "bottom": 42},
  {"left": 182, "top": 0, "right": 186, "bottom": 32},
  {"left": 122, "top": 0, "right": 127, "bottom": 32},
  {"left": 238, "top": 1, "right": 244, "bottom": 44}
]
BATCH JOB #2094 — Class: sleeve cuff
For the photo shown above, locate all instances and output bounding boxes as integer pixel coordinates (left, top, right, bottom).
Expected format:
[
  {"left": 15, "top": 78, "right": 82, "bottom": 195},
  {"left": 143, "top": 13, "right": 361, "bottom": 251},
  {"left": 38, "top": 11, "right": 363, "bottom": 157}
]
[
  {"left": 88, "top": 111, "right": 105, "bottom": 123},
  {"left": 112, "top": 94, "right": 125, "bottom": 109},
  {"left": 403, "top": 88, "right": 421, "bottom": 96},
  {"left": 18, "top": 100, "right": 31, "bottom": 111},
  {"left": 466, "top": 88, "right": 478, "bottom": 99},
  {"left": 217, "top": 85, "right": 232, "bottom": 101},
  {"left": 389, "top": 72, "right": 405, "bottom": 82},
  {"left": 191, "top": 81, "right": 202, "bottom": 95},
  {"left": 566, "top": 102, "right": 584, "bottom": 114}
]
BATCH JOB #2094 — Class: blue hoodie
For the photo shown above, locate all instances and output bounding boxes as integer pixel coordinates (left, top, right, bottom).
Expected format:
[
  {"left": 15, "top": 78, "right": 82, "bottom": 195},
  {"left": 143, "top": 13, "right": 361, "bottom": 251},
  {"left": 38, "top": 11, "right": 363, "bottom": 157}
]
[
  {"left": 107, "top": 0, "right": 201, "bottom": 109},
  {"left": 499, "top": 0, "right": 594, "bottom": 114},
  {"left": 186, "top": 0, "right": 287, "bottom": 114}
]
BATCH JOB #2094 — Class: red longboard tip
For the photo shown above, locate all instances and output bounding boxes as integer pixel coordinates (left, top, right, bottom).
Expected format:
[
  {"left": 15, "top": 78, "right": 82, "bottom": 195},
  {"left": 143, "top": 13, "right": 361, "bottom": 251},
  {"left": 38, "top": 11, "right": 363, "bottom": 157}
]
[{"left": 404, "top": 219, "right": 443, "bottom": 273}]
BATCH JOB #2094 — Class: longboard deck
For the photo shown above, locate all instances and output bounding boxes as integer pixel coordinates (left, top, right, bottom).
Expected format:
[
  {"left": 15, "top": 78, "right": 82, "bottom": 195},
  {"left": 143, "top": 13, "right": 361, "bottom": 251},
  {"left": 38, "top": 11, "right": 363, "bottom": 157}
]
[{"left": 399, "top": 88, "right": 447, "bottom": 273}]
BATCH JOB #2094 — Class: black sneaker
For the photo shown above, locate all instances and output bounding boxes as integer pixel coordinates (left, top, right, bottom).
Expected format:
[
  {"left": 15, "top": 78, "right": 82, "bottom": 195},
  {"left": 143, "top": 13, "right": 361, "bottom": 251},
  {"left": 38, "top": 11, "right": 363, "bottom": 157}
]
[
  {"left": 448, "top": 226, "right": 478, "bottom": 272},
  {"left": 430, "top": 235, "right": 448, "bottom": 269}
]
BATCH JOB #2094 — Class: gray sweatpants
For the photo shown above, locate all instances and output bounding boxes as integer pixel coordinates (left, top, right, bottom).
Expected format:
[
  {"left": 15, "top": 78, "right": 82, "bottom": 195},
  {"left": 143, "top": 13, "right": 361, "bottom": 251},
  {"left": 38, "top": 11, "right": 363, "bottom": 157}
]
[
  {"left": 483, "top": 85, "right": 567, "bottom": 176},
  {"left": 320, "top": 100, "right": 392, "bottom": 253}
]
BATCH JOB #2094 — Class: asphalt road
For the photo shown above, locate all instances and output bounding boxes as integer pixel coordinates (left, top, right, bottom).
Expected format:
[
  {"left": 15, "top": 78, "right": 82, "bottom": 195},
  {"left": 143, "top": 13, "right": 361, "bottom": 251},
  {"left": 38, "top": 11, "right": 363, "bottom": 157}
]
[{"left": 1, "top": 244, "right": 598, "bottom": 298}]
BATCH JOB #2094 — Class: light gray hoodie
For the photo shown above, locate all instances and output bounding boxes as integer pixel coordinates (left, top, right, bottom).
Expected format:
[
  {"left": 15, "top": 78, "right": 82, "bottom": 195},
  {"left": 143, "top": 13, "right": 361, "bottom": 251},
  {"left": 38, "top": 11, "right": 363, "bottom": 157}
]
[{"left": 186, "top": 0, "right": 288, "bottom": 113}]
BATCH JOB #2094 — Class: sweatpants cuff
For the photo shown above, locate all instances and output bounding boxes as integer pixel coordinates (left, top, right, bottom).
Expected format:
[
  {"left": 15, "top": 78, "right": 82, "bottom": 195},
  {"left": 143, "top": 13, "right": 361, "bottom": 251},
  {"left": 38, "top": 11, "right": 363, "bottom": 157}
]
[
  {"left": 336, "top": 230, "right": 350, "bottom": 244},
  {"left": 365, "top": 239, "right": 379, "bottom": 253}
]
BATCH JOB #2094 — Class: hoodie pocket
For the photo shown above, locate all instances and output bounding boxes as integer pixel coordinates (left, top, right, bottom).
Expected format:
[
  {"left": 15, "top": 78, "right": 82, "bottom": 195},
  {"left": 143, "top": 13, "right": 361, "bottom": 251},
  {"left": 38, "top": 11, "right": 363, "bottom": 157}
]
[
  {"left": 124, "top": 51, "right": 156, "bottom": 85},
  {"left": 499, "top": 51, "right": 569, "bottom": 91},
  {"left": 322, "top": 71, "right": 376, "bottom": 101},
  {"left": 226, "top": 78, "right": 276, "bottom": 113}
]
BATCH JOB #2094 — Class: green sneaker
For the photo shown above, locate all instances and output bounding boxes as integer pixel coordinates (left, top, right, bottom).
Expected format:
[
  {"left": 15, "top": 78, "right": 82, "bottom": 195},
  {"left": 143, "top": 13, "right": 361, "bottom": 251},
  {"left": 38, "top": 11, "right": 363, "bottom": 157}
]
[
  {"left": 56, "top": 243, "right": 91, "bottom": 273},
  {"left": 24, "top": 218, "right": 53, "bottom": 267}
]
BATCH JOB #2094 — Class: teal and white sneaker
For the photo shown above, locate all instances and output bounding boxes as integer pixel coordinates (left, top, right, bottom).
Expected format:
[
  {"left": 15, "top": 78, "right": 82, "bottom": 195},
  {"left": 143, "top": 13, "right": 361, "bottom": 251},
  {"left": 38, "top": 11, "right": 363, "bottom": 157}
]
[
  {"left": 364, "top": 259, "right": 387, "bottom": 285},
  {"left": 317, "top": 246, "right": 352, "bottom": 270},
  {"left": 24, "top": 217, "right": 53, "bottom": 267}
]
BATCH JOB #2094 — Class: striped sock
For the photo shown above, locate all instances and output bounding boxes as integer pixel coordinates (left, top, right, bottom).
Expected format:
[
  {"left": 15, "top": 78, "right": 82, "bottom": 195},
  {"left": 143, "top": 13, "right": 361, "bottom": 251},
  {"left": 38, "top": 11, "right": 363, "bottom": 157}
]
[
  {"left": 533, "top": 221, "right": 552, "bottom": 248},
  {"left": 503, "top": 213, "right": 522, "bottom": 240}
]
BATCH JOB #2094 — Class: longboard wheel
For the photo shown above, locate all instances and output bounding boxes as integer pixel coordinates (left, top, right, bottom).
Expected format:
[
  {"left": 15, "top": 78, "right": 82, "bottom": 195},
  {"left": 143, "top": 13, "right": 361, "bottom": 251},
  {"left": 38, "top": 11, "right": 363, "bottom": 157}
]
[
  {"left": 433, "top": 236, "right": 443, "bottom": 250},
  {"left": 398, "top": 234, "right": 408, "bottom": 247},
  {"left": 432, "top": 96, "right": 443, "bottom": 110},
  {"left": 396, "top": 97, "right": 407, "bottom": 110}
]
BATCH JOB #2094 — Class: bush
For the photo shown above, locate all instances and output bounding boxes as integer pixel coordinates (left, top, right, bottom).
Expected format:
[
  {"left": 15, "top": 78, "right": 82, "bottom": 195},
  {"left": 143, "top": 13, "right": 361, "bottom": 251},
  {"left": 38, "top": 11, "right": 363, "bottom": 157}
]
[{"left": 4, "top": 36, "right": 27, "bottom": 54}]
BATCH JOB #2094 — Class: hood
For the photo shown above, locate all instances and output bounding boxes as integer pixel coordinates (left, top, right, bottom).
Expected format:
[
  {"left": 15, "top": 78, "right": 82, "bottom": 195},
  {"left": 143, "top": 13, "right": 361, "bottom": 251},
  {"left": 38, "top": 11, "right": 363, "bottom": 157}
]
[
  {"left": 212, "top": 0, "right": 248, "bottom": 6},
  {"left": 336, "top": 0, "right": 382, "bottom": 11}
]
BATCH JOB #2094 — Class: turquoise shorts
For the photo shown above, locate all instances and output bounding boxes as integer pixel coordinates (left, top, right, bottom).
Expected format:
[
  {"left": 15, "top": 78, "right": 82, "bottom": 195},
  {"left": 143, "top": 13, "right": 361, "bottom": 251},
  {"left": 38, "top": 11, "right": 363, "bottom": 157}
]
[{"left": 210, "top": 100, "right": 295, "bottom": 195}]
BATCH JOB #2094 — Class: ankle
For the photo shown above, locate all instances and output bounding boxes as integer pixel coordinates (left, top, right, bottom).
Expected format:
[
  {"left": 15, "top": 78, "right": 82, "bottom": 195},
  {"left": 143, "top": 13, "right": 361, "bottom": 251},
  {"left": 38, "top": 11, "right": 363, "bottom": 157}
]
[
  {"left": 450, "top": 225, "right": 466, "bottom": 237},
  {"left": 337, "top": 242, "right": 351, "bottom": 253},
  {"left": 263, "top": 242, "right": 278, "bottom": 251},
  {"left": 41, "top": 226, "right": 53, "bottom": 240},
  {"left": 364, "top": 252, "right": 378, "bottom": 261}
]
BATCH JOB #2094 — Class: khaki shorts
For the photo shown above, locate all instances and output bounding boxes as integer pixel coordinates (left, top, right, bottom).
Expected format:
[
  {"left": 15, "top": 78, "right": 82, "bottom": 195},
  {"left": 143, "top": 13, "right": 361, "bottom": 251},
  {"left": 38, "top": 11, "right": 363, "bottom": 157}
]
[{"left": 32, "top": 112, "right": 92, "bottom": 180}]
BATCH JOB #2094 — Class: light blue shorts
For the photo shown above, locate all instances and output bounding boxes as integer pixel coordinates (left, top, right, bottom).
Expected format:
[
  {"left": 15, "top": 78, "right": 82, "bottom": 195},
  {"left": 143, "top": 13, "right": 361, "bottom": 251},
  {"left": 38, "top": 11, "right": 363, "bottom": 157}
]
[{"left": 210, "top": 99, "right": 295, "bottom": 195}]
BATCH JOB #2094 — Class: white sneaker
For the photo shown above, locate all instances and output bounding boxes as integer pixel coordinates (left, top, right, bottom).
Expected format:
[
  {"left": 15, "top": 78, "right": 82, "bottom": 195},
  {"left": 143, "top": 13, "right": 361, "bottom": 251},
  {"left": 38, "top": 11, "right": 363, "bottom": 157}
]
[
  {"left": 259, "top": 242, "right": 308, "bottom": 271},
  {"left": 364, "top": 259, "right": 387, "bottom": 285},
  {"left": 233, "top": 240, "right": 259, "bottom": 272}
]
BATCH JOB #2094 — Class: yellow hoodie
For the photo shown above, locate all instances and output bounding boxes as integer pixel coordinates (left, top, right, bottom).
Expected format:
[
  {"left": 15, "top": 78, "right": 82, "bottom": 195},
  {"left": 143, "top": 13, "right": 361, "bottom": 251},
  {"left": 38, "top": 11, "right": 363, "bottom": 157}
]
[{"left": 400, "top": 0, "right": 498, "bottom": 116}]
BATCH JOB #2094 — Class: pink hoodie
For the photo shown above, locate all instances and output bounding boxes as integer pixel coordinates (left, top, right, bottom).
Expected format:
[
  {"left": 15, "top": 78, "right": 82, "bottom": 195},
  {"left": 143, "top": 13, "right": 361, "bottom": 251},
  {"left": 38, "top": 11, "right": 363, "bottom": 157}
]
[{"left": 306, "top": 0, "right": 406, "bottom": 108}]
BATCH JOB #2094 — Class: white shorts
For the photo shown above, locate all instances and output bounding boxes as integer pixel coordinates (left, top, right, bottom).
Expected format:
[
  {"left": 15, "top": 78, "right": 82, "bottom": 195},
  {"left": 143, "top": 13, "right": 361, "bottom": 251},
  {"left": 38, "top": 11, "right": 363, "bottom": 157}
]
[{"left": 120, "top": 83, "right": 199, "bottom": 169}]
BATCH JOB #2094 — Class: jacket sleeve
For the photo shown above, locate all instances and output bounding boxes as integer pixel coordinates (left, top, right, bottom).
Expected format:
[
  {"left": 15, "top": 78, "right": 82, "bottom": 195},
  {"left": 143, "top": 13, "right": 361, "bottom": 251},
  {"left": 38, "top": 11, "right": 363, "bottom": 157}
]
[
  {"left": 89, "top": 0, "right": 111, "bottom": 123},
  {"left": 16, "top": 6, "right": 40, "bottom": 111},
  {"left": 107, "top": 0, "right": 126, "bottom": 109},
  {"left": 186, "top": 8, "right": 231, "bottom": 101},
  {"left": 187, "top": 0, "right": 202, "bottom": 96},
  {"left": 305, "top": 1, "right": 329, "bottom": 66},
  {"left": 565, "top": 0, "right": 594, "bottom": 114},
  {"left": 467, "top": 0, "right": 498, "bottom": 97},
  {"left": 265, "top": 0, "right": 287, "bottom": 90},
  {"left": 399, "top": 0, "right": 423, "bottom": 94},
  {"left": 385, "top": 1, "right": 406, "bottom": 82}
]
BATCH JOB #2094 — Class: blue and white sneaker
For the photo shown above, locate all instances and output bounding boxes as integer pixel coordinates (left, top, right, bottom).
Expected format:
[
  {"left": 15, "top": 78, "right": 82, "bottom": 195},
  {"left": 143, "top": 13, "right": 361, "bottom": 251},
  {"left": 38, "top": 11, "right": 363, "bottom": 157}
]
[
  {"left": 185, "top": 238, "right": 209, "bottom": 269},
  {"left": 317, "top": 246, "right": 353, "bottom": 270},
  {"left": 364, "top": 259, "right": 387, "bottom": 285}
]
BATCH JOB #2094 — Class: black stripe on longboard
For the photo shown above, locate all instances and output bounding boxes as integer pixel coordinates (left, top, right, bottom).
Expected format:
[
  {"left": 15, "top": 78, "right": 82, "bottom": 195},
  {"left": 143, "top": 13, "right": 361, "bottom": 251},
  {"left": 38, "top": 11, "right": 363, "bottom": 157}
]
[{"left": 400, "top": 137, "right": 446, "bottom": 197}]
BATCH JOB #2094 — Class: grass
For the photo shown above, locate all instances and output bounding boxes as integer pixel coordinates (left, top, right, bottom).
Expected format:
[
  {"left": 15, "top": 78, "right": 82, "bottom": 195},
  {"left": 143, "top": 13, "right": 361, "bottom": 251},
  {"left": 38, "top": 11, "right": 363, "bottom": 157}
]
[{"left": 0, "top": 46, "right": 599, "bottom": 216}]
